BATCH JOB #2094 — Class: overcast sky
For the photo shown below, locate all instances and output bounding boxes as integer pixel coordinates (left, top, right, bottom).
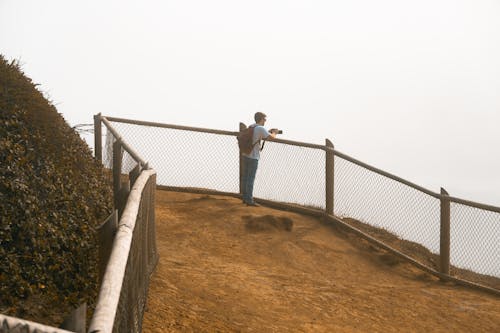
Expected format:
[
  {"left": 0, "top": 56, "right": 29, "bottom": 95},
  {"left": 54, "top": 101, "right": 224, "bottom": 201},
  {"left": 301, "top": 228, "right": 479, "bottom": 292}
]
[{"left": 1, "top": 0, "right": 499, "bottom": 206}]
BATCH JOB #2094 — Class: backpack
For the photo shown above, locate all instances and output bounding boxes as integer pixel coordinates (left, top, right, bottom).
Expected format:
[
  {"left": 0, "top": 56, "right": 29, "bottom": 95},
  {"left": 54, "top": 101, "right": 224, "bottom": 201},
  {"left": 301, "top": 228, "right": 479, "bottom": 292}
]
[{"left": 237, "top": 125, "right": 258, "bottom": 154}]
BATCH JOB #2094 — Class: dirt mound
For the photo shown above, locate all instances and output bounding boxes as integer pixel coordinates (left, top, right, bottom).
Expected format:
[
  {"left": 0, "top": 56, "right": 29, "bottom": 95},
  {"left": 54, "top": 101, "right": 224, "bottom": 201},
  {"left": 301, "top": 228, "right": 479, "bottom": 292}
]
[
  {"left": 0, "top": 56, "right": 113, "bottom": 325},
  {"left": 243, "top": 214, "right": 293, "bottom": 233}
]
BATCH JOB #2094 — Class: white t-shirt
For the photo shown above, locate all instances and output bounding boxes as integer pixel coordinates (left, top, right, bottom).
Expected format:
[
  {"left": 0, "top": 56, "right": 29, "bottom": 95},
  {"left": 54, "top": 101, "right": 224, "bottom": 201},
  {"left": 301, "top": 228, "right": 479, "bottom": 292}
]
[{"left": 243, "top": 124, "right": 270, "bottom": 160}]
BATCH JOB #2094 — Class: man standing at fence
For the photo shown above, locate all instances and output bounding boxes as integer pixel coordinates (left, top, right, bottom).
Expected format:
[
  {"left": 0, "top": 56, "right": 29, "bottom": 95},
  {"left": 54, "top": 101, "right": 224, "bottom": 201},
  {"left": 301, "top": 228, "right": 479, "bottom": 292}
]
[{"left": 241, "top": 112, "right": 277, "bottom": 206}]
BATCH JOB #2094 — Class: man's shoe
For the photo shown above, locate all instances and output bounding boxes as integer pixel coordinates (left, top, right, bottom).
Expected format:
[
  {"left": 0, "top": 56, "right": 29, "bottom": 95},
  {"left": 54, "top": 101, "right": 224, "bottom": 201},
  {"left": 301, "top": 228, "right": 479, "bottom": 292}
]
[{"left": 246, "top": 202, "right": 260, "bottom": 207}]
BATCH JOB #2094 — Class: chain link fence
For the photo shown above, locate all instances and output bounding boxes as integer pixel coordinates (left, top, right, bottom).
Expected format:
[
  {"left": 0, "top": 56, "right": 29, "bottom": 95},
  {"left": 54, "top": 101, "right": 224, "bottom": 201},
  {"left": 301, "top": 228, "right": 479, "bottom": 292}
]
[
  {"left": 100, "top": 116, "right": 499, "bottom": 293},
  {"left": 108, "top": 121, "right": 239, "bottom": 193},
  {"left": 450, "top": 202, "right": 500, "bottom": 279},
  {"left": 89, "top": 117, "right": 158, "bottom": 333},
  {"left": 110, "top": 174, "right": 157, "bottom": 333},
  {"left": 254, "top": 140, "right": 326, "bottom": 208},
  {"left": 334, "top": 155, "right": 441, "bottom": 266},
  {"left": 333, "top": 154, "right": 500, "bottom": 287}
]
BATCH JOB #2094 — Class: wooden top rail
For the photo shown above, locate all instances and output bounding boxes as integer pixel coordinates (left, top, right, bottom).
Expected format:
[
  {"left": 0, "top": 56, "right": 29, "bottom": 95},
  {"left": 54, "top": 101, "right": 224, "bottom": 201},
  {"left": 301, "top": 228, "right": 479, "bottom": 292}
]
[
  {"left": 333, "top": 149, "right": 441, "bottom": 199},
  {"left": 0, "top": 314, "right": 74, "bottom": 333},
  {"left": 104, "top": 116, "right": 238, "bottom": 136},
  {"left": 268, "top": 137, "right": 329, "bottom": 150},
  {"left": 447, "top": 196, "right": 500, "bottom": 214},
  {"left": 333, "top": 150, "right": 500, "bottom": 213},
  {"left": 99, "top": 115, "right": 500, "bottom": 214},
  {"left": 101, "top": 117, "right": 148, "bottom": 167},
  {"left": 105, "top": 116, "right": 329, "bottom": 150}
]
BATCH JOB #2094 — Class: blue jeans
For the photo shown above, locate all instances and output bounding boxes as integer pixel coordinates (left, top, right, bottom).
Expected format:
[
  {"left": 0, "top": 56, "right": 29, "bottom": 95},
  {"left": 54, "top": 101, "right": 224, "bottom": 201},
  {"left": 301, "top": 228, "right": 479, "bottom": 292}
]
[{"left": 242, "top": 156, "right": 259, "bottom": 204}]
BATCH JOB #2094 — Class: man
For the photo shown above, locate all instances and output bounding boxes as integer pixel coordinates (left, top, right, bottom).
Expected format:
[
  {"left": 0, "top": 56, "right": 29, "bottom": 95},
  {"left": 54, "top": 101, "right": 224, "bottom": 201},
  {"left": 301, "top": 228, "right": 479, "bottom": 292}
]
[{"left": 241, "top": 112, "right": 277, "bottom": 206}]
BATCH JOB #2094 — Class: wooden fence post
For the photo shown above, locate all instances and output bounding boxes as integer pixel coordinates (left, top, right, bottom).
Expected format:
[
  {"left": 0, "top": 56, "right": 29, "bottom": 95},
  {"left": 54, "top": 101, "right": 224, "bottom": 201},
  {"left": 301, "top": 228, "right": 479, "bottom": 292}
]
[
  {"left": 94, "top": 113, "right": 102, "bottom": 162},
  {"left": 325, "top": 139, "right": 335, "bottom": 215},
  {"left": 117, "top": 180, "right": 131, "bottom": 218},
  {"left": 129, "top": 164, "right": 141, "bottom": 188},
  {"left": 60, "top": 303, "right": 86, "bottom": 333},
  {"left": 239, "top": 122, "right": 246, "bottom": 196},
  {"left": 97, "top": 210, "right": 118, "bottom": 284},
  {"left": 113, "top": 140, "right": 123, "bottom": 211},
  {"left": 440, "top": 187, "right": 451, "bottom": 275}
]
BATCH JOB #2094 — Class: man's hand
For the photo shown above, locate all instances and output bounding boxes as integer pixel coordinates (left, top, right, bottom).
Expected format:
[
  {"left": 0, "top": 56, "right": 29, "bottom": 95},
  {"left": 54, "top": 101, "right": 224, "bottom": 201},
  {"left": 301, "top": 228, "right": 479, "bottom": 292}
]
[{"left": 269, "top": 128, "right": 282, "bottom": 137}]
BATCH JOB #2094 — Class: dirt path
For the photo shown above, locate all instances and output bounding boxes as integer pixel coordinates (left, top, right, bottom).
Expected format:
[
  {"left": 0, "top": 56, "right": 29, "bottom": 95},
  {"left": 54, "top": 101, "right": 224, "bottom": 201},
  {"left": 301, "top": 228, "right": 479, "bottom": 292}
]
[{"left": 142, "top": 191, "right": 500, "bottom": 332}]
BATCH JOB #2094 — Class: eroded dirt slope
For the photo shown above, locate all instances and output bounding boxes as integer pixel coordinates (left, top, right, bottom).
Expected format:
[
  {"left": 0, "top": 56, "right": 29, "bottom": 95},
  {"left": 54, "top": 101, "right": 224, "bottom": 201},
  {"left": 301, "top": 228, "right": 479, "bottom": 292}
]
[{"left": 143, "top": 191, "right": 500, "bottom": 333}]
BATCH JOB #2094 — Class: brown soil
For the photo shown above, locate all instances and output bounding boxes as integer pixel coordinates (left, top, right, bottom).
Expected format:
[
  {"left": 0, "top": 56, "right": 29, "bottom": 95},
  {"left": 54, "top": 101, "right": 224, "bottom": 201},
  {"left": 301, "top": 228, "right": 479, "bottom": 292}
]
[{"left": 143, "top": 191, "right": 500, "bottom": 333}]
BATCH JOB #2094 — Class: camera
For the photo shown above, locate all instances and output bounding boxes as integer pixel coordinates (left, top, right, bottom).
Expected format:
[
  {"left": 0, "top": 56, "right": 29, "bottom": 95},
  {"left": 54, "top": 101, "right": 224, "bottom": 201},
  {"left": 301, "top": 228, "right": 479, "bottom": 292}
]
[{"left": 270, "top": 128, "right": 283, "bottom": 135}]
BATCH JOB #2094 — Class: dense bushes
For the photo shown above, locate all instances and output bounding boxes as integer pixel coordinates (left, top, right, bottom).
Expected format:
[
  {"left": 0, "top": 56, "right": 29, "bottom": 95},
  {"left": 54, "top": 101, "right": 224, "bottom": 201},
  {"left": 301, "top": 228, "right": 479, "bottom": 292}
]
[{"left": 0, "top": 56, "right": 113, "bottom": 324}]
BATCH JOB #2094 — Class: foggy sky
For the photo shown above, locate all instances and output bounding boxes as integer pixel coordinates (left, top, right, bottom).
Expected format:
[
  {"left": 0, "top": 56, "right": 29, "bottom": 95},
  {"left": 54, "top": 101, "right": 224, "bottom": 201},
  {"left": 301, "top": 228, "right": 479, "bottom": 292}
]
[{"left": 1, "top": 0, "right": 499, "bottom": 206}]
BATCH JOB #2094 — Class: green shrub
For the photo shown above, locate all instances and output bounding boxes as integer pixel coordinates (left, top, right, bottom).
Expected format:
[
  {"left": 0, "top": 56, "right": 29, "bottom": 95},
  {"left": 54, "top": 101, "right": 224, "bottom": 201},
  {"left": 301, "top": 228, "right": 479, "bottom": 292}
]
[{"left": 0, "top": 55, "right": 113, "bottom": 324}]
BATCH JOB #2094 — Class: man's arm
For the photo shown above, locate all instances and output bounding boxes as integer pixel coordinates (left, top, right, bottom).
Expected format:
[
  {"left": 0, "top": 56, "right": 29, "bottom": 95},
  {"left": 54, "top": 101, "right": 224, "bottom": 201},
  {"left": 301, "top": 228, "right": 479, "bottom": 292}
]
[{"left": 256, "top": 126, "right": 276, "bottom": 141}]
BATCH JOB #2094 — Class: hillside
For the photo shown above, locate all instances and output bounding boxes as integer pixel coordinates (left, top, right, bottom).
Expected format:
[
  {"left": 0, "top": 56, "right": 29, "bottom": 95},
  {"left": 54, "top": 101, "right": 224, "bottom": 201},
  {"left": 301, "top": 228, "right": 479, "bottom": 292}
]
[
  {"left": 0, "top": 56, "right": 113, "bottom": 325},
  {"left": 143, "top": 190, "right": 500, "bottom": 332}
]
